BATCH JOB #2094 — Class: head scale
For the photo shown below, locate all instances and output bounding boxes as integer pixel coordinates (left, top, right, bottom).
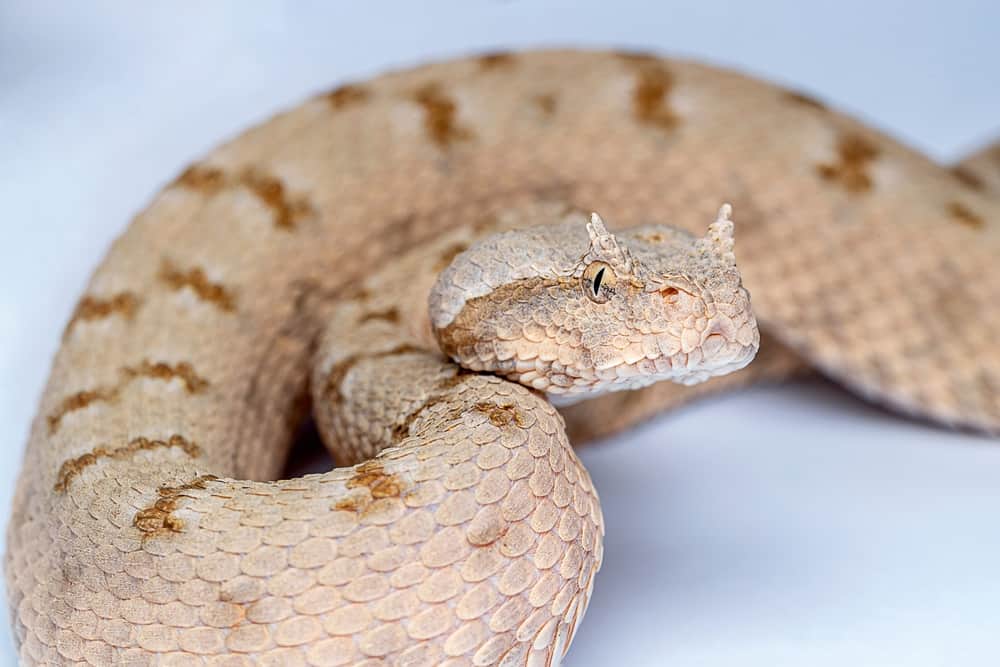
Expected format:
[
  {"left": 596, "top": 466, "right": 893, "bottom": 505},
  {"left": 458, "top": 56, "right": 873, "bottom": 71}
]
[{"left": 430, "top": 204, "right": 759, "bottom": 398}]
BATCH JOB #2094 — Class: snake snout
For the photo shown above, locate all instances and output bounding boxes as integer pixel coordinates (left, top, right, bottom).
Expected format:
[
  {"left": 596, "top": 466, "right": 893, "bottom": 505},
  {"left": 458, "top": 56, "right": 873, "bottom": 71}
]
[
  {"left": 704, "top": 315, "right": 739, "bottom": 350},
  {"left": 700, "top": 314, "right": 757, "bottom": 372},
  {"left": 701, "top": 332, "right": 726, "bottom": 358}
]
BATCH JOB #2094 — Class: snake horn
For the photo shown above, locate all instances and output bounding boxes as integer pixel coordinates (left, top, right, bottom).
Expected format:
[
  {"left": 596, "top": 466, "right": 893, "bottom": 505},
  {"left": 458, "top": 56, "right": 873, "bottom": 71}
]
[
  {"left": 585, "top": 211, "right": 636, "bottom": 275},
  {"left": 703, "top": 203, "right": 736, "bottom": 267}
]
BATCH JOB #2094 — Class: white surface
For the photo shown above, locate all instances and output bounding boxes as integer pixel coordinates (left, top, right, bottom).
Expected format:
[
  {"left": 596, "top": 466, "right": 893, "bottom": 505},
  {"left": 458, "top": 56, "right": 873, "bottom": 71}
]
[{"left": 1, "top": 2, "right": 998, "bottom": 665}]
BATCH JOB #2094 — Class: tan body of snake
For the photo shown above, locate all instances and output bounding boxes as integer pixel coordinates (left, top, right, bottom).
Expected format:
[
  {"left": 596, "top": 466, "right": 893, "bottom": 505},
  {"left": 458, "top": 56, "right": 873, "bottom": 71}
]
[{"left": 5, "top": 50, "right": 999, "bottom": 666}]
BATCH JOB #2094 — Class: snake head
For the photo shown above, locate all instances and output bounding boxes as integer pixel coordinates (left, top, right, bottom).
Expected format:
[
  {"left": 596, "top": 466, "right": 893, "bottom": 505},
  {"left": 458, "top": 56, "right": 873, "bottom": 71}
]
[{"left": 430, "top": 204, "right": 759, "bottom": 396}]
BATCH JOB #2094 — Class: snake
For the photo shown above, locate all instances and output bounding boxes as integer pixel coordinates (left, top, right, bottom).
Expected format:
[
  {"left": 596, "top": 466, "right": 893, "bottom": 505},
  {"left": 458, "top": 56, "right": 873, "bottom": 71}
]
[{"left": 6, "top": 50, "right": 999, "bottom": 666}]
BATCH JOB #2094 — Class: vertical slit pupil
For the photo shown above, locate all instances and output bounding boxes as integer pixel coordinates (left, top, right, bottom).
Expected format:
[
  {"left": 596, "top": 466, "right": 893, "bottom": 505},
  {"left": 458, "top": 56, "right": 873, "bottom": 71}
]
[{"left": 593, "top": 267, "right": 605, "bottom": 294}]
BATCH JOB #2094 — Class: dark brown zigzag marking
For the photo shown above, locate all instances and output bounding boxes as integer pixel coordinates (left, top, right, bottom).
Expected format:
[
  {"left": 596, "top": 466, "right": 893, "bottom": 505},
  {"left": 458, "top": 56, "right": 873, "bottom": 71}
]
[
  {"left": 173, "top": 165, "right": 314, "bottom": 230},
  {"left": 47, "top": 361, "right": 209, "bottom": 435},
  {"left": 816, "top": 133, "right": 880, "bottom": 193},
  {"left": 64, "top": 292, "right": 141, "bottom": 338},
  {"left": 413, "top": 83, "right": 475, "bottom": 148},
  {"left": 134, "top": 474, "right": 218, "bottom": 540},
  {"left": 159, "top": 260, "right": 237, "bottom": 311},
  {"left": 947, "top": 201, "right": 985, "bottom": 229},
  {"left": 47, "top": 388, "right": 119, "bottom": 434},
  {"left": 326, "top": 84, "right": 371, "bottom": 110},
  {"left": 54, "top": 435, "right": 200, "bottom": 493},
  {"left": 240, "top": 169, "right": 315, "bottom": 231},
  {"left": 122, "top": 360, "right": 210, "bottom": 393}
]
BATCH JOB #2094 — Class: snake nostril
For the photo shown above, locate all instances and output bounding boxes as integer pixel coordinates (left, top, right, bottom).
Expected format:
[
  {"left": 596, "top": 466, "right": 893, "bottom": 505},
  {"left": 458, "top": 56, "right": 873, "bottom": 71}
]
[{"left": 661, "top": 286, "right": 680, "bottom": 305}]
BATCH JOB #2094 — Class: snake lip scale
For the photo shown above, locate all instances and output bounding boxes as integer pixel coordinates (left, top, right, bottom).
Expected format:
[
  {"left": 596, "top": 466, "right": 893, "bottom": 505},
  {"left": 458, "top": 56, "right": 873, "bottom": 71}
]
[{"left": 6, "top": 49, "right": 999, "bottom": 666}]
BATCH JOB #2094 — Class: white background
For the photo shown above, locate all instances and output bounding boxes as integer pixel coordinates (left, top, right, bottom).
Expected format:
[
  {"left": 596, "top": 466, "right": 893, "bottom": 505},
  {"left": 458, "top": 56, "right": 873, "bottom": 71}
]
[{"left": 2, "top": 2, "right": 999, "bottom": 665}]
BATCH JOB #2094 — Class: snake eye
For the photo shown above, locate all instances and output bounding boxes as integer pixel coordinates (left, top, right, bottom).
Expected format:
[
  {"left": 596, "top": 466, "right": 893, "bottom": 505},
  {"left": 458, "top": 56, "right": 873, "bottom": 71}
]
[{"left": 582, "top": 261, "right": 617, "bottom": 303}]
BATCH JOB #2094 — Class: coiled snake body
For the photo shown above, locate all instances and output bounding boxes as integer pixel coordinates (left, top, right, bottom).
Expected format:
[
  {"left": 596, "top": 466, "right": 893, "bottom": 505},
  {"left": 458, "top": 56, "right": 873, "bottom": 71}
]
[{"left": 6, "top": 50, "right": 1000, "bottom": 666}]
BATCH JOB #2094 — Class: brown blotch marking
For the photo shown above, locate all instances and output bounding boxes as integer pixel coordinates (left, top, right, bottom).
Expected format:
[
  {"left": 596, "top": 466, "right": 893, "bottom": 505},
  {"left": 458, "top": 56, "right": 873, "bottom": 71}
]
[
  {"left": 623, "top": 55, "right": 680, "bottom": 130},
  {"left": 784, "top": 90, "right": 828, "bottom": 111},
  {"left": 174, "top": 165, "right": 226, "bottom": 193},
  {"left": 951, "top": 166, "right": 985, "bottom": 191},
  {"left": 159, "top": 260, "right": 237, "bottom": 311},
  {"left": 413, "top": 83, "right": 474, "bottom": 148},
  {"left": 54, "top": 434, "right": 200, "bottom": 493},
  {"left": 47, "top": 388, "right": 119, "bottom": 434},
  {"left": 478, "top": 51, "right": 515, "bottom": 69},
  {"left": 324, "top": 344, "right": 426, "bottom": 404},
  {"left": 433, "top": 242, "right": 470, "bottom": 272},
  {"left": 533, "top": 93, "right": 557, "bottom": 116},
  {"left": 122, "top": 360, "right": 210, "bottom": 393},
  {"left": 359, "top": 307, "right": 401, "bottom": 325},
  {"left": 947, "top": 201, "right": 985, "bottom": 229},
  {"left": 333, "top": 496, "right": 367, "bottom": 512},
  {"left": 638, "top": 232, "right": 665, "bottom": 243},
  {"left": 346, "top": 460, "right": 403, "bottom": 499},
  {"left": 326, "top": 84, "right": 371, "bottom": 110},
  {"left": 240, "top": 169, "right": 313, "bottom": 230},
  {"left": 474, "top": 402, "right": 526, "bottom": 428},
  {"left": 64, "top": 292, "right": 141, "bottom": 338},
  {"left": 816, "top": 133, "right": 880, "bottom": 193},
  {"left": 134, "top": 474, "right": 218, "bottom": 540}
]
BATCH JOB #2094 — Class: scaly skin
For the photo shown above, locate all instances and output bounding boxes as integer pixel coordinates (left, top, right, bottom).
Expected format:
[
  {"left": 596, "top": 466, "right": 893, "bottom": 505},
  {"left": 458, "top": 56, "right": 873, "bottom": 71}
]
[
  {"left": 6, "top": 50, "right": 1000, "bottom": 666},
  {"left": 303, "top": 201, "right": 756, "bottom": 666},
  {"left": 431, "top": 206, "right": 758, "bottom": 393}
]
